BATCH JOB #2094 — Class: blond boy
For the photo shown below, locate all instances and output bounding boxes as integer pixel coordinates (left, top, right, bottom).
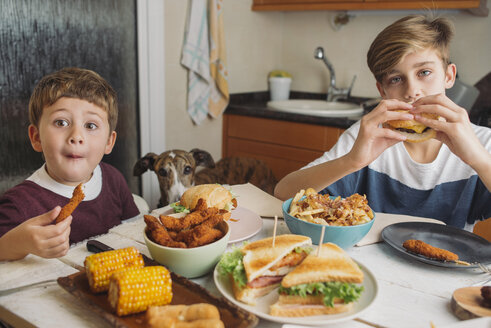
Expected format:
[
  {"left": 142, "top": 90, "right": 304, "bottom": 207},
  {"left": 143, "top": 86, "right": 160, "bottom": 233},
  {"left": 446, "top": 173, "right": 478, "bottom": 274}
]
[{"left": 275, "top": 15, "right": 491, "bottom": 230}]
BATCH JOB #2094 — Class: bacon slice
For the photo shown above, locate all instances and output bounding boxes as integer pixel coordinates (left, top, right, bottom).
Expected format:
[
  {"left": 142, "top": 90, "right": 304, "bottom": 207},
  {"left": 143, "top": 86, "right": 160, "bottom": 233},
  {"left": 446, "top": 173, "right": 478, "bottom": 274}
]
[{"left": 247, "top": 275, "right": 283, "bottom": 288}]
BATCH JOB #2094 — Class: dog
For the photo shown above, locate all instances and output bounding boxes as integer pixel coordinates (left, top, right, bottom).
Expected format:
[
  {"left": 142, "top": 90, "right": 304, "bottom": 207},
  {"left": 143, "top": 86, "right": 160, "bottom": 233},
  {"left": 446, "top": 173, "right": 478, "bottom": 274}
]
[{"left": 133, "top": 148, "right": 277, "bottom": 208}]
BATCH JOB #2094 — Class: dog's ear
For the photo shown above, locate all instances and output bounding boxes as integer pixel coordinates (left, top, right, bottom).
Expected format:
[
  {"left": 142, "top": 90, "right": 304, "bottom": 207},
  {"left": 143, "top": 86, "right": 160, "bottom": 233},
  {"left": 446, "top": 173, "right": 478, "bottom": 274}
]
[
  {"left": 133, "top": 152, "right": 158, "bottom": 176},
  {"left": 190, "top": 148, "right": 216, "bottom": 168}
]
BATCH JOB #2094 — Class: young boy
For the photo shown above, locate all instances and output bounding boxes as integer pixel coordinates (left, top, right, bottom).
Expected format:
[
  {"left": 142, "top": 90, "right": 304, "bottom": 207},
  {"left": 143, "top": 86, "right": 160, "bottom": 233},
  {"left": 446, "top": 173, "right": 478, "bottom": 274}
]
[
  {"left": 0, "top": 67, "right": 139, "bottom": 260},
  {"left": 275, "top": 15, "right": 491, "bottom": 230}
]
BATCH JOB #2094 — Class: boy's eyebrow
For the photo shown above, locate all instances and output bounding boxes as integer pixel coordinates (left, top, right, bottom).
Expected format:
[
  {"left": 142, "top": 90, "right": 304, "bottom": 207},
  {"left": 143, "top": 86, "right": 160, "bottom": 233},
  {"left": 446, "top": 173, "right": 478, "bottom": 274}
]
[
  {"left": 47, "top": 107, "right": 106, "bottom": 119},
  {"left": 413, "top": 60, "right": 436, "bottom": 68},
  {"left": 387, "top": 61, "right": 437, "bottom": 76}
]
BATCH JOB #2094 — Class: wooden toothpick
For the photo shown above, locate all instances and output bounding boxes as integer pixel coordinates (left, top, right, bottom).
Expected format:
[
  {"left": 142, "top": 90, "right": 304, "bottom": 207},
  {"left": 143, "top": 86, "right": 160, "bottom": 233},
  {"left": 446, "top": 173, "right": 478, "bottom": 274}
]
[
  {"left": 317, "top": 225, "right": 326, "bottom": 256},
  {"left": 272, "top": 215, "right": 278, "bottom": 247}
]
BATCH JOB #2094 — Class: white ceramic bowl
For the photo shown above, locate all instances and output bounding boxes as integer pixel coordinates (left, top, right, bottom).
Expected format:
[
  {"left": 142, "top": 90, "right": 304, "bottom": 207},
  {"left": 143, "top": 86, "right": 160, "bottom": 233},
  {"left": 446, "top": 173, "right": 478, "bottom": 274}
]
[{"left": 144, "top": 220, "right": 230, "bottom": 278}]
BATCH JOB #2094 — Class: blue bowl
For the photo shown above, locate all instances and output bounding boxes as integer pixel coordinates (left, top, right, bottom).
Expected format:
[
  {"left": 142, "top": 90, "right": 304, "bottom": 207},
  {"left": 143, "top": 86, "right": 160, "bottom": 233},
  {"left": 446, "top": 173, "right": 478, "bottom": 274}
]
[{"left": 282, "top": 196, "right": 375, "bottom": 249}]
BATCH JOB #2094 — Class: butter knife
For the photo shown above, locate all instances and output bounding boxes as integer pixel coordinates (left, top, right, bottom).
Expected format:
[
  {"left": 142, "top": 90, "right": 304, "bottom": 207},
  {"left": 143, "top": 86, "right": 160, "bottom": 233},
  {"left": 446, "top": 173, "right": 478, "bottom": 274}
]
[
  {"left": 86, "top": 239, "right": 114, "bottom": 253},
  {"left": 0, "top": 279, "right": 57, "bottom": 297},
  {"left": 86, "top": 240, "right": 157, "bottom": 266}
]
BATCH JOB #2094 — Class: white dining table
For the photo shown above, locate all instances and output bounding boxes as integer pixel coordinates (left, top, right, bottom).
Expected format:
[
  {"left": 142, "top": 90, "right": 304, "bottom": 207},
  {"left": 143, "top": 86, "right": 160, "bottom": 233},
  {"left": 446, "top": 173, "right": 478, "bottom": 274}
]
[{"left": 0, "top": 193, "right": 490, "bottom": 328}]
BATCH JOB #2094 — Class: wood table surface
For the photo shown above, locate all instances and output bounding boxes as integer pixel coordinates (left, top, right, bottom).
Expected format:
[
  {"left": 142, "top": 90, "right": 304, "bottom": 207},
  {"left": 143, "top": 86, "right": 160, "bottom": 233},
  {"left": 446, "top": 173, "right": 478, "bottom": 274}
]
[{"left": 1, "top": 206, "right": 489, "bottom": 328}]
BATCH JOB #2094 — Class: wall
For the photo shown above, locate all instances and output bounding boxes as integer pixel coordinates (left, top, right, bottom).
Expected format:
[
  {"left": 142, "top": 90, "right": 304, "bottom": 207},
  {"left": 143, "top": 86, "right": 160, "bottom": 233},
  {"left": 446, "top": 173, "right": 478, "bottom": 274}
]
[
  {"left": 163, "top": 0, "right": 491, "bottom": 161},
  {"left": 0, "top": 0, "right": 139, "bottom": 194}
]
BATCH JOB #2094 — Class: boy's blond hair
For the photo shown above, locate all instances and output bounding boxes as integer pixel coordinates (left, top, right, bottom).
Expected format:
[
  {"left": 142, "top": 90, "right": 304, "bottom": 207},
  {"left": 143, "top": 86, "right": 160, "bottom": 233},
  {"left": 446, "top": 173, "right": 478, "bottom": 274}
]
[
  {"left": 367, "top": 15, "right": 454, "bottom": 84},
  {"left": 29, "top": 67, "right": 118, "bottom": 132}
]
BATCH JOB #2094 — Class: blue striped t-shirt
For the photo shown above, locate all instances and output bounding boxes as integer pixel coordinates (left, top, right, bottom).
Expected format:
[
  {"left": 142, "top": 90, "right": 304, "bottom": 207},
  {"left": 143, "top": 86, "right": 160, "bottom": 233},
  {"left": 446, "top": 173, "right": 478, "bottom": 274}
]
[{"left": 304, "top": 121, "right": 491, "bottom": 229}]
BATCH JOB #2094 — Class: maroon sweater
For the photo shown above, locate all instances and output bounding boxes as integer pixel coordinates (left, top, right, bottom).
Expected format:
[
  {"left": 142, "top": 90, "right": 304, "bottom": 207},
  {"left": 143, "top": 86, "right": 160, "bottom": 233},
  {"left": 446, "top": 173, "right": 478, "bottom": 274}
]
[{"left": 0, "top": 162, "right": 139, "bottom": 244}]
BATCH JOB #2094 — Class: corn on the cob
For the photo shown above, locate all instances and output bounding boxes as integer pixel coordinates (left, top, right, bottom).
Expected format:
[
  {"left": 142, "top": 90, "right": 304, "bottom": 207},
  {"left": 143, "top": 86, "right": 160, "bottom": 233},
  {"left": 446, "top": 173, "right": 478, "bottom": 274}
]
[
  {"left": 108, "top": 266, "right": 173, "bottom": 316},
  {"left": 84, "top": 247, "right": 144, "bottom": 293}
]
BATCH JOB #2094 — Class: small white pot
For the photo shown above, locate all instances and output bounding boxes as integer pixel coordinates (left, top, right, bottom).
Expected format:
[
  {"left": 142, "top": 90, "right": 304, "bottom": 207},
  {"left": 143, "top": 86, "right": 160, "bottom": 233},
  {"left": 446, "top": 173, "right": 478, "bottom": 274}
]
[{"left": 269, "top": 77, "right": 292, "bottom": 101}]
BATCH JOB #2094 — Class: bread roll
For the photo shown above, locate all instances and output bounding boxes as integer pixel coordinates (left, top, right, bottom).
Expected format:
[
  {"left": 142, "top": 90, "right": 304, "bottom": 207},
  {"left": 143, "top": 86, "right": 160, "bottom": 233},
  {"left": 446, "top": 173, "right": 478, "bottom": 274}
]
[{"left": 180, "top": 184, "right": 234, "bottom": 211}]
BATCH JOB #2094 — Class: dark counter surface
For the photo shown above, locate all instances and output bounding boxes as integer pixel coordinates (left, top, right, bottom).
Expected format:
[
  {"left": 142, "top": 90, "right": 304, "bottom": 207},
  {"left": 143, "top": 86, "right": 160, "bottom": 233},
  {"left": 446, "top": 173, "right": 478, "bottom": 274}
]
[{"left": 225, "top": 91, "right": 375, "bottom": 130}]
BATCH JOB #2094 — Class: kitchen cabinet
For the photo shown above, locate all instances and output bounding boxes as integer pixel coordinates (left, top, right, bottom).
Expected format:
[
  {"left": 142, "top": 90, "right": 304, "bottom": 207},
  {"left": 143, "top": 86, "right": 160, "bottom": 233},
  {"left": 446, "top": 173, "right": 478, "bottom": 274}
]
[
  {"left": 222, "top": 114, "right": 344, "bottom": 181},
  {"left": 252, "top": 0, "right": 480, "bottom": 11}
]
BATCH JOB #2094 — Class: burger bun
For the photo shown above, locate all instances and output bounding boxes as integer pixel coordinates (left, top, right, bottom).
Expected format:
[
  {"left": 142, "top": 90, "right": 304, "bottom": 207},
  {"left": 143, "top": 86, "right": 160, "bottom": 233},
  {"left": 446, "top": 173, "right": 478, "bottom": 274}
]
[
  {"left": 180, "top": 184, "right": 236, "bottom": 211},
  {"left": 383, "top": 110, "right": 439, "bottom": 143}
]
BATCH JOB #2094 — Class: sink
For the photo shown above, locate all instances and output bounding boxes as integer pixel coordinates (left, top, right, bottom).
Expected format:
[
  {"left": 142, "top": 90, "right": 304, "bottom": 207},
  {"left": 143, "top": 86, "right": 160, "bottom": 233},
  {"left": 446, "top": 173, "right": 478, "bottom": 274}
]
[{"left": 267, "top": 99, "right": 363, "bottom": 117}]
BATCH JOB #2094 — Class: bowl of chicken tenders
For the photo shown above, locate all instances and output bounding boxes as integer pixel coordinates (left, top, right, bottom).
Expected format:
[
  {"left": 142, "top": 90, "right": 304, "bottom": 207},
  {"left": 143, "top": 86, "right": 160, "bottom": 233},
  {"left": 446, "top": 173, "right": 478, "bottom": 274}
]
[
  {"left": 143, "top": 199, "right": 231, "bottom": 278},
  {"left": 283, "top": 188, "right": 375, "bottom": 249}
]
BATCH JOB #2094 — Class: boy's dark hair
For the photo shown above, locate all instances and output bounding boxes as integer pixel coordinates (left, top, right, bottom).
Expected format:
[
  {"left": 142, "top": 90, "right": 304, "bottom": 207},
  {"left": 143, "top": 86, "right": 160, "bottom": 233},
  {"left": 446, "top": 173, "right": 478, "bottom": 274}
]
[
  {"left": 29, "top": 67, "right": 118, "bottom": 131},
  {"left": 367, "top": 15, "right": 454, "bottom": 84}
]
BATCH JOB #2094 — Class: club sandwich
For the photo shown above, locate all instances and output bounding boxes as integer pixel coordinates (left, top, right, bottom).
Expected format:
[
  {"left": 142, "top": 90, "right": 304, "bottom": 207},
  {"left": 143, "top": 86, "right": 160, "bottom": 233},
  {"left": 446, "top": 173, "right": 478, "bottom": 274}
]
[
  {"left": 270, "top": 242, "right": 364, "bottom": 317},
  {"left": 218, "top": 234, "right": 312, "bottom": 305}
]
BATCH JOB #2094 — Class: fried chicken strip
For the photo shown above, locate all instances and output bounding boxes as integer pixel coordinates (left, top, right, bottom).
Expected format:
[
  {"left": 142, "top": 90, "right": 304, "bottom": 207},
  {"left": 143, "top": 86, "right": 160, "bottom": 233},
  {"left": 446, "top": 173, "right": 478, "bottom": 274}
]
[
  {"left": 160, "top": 210, "right": 213, "bottom": 231},
  {"left": 55, "top": 183, "right": 85, "bottom": 223},
  {"left": 193, "top": 198, "right": 208, "bottom": 212},
  {"left": 160, "top": 200, "right": 218, "bottom": 231},
  {"left": 144, "top": 215, "right": 187, "bottom": 248},
  {"left": 175, "top": 213, "right": 225, "bottom": 247},
  {"left": 402, "top": 239, "right": 459, "bottom": 262},
  {"left": 185, "top": 227, "right": 224, "bottom": 248}
]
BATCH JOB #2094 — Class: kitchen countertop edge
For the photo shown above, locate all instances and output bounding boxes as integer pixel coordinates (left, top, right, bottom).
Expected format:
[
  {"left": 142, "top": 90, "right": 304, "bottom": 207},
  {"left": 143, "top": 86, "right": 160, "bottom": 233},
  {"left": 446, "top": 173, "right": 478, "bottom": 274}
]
[{"left": 224, "top": 91, "right": 372, "bottom": 130}]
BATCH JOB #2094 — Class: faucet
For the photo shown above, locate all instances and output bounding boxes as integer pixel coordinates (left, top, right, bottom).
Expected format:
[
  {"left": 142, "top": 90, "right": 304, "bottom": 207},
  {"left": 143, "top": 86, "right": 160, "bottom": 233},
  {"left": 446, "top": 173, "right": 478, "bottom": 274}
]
[{"left": 314, "top": 46, "right": 356, "bottom": 102}]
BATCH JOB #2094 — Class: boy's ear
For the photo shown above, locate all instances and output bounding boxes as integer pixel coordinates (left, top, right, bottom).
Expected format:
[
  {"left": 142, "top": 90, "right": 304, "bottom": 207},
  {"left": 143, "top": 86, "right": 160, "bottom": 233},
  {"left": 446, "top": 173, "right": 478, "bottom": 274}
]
[
  {"left": 104, "top": 131, "right": 117, "bottom": 155},
  {"left": 28, "top": 125, "right": 43, "bottom": 152},
  {"left": 376, "top": 81, "right": 387, "bottom": 98},
  {"left": 445, "top": 63, "right": 457, "bottom": 89}
]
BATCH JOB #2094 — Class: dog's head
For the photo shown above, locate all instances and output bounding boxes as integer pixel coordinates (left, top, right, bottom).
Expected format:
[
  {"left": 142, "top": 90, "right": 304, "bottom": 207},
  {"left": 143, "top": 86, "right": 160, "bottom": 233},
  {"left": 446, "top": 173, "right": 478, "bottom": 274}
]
[{"left": 133, "top": 149, "right": 215, "bottom": 206}]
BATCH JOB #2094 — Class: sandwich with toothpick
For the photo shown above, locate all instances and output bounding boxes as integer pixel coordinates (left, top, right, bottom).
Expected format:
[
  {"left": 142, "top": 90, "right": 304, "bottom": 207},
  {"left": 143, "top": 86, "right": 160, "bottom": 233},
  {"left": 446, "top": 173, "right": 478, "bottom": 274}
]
[
  {"left": 217, "top": 234, "right": 312, "bottom": 305},
  {"left": 270, "top": 242, "right": 364, "bottom": 317}
]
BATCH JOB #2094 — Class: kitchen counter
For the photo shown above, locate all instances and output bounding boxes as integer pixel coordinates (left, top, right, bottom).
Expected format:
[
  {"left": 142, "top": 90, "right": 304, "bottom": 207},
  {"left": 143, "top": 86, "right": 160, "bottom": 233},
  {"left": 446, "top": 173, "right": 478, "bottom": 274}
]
[
  {"left": 225, "top": 91, "right": 374, "bottom": 130},
  {"left": 222, "top": 92, "right": 375, "bottom": 180}
]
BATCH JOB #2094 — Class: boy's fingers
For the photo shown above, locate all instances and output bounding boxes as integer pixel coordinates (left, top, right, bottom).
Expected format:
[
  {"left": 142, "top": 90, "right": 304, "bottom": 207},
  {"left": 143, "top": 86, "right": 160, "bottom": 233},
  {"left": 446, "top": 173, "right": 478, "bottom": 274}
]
[
  {"left": 413, "top": 94, "right": 455, "bottom": 109},
  {"left": 367, "top": 99, "right": 414, "bottom": 126},
  {"left": 384, "top": 110, "right": 414, "bottom": 121},
  {"left": 56, "top": 215, "right": 73, "bottom": 228},
  {"left": 414, "top": 114, "right": 448, "bottom": 132},
  {"left": 41, "top": 243, "right": 70, "bottom": 258},
  {"left": 32, "top": 206, "right": 62, "bottom": 225},
  {"left": 378, "top": 127, "right": 407, "bottom": 141},
  {"left": 44, "top": 229, "right": 71, "bottom": 249},
  {"left": 412, "top": 95, "right": 465, "bottom": 120},
  {"left": 37, "top": 224, "right": 71, "bottom": 258},
  {"left": 372, "top": 99, "right": 413, "bottom": 114}
]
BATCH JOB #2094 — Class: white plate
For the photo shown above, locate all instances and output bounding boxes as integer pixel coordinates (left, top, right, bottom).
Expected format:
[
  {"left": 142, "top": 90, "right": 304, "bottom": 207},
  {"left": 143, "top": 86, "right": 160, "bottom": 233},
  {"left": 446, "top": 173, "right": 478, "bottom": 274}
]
[
  {"left": 213, "top": 259, "right": 378, "bottom": 325},
  {"left": 153, "top": 206, "right": 262, "bottom": 244},
  {"left": 227, "top": 207, "right": 263, "bottom": 243}
]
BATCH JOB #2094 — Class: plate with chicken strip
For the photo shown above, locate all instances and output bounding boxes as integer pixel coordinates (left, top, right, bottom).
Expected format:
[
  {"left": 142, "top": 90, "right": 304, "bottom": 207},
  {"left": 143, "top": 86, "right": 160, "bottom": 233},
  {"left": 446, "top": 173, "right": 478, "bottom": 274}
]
[
  {"left": 382, "top": 222, "right": 491, "bottom": 268},
  {"left": 152, "top": 205, "right": 263, "bottom": 244}
]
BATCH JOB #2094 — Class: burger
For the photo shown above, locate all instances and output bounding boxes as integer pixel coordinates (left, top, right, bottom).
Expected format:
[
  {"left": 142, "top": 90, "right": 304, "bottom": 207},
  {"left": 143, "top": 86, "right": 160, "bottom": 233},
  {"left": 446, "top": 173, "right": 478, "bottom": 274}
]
[
  {"left": 171, "top": 184, "right": 237, "bottom": 213},
  {"left": 383, "top": 110, "right": 440, "bottom": 143}
]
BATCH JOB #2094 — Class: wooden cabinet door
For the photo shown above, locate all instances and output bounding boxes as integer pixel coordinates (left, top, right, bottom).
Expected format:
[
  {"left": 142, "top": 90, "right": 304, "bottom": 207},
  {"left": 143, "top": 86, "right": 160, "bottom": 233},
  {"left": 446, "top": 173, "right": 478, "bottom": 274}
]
[
  {"left": 252, "top": 0, "right": 480, "bottom": 11},
  {"left": 223, "top": 114, "right": 344, "bottom": 181}
]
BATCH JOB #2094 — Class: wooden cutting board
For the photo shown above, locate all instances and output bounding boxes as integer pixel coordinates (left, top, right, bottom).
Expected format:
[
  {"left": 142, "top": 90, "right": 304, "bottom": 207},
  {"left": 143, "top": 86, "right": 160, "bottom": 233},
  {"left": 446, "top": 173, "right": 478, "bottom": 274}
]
[{"left": 451, "top": 287, "right": 491, "bottom": 320}]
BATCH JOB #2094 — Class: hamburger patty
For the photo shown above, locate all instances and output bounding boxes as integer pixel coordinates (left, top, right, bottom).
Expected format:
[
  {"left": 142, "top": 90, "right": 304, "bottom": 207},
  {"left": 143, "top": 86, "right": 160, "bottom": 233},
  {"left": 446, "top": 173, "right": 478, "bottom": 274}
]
[{"left": 396, "top": 127, "right": 430, "bottom": 134}]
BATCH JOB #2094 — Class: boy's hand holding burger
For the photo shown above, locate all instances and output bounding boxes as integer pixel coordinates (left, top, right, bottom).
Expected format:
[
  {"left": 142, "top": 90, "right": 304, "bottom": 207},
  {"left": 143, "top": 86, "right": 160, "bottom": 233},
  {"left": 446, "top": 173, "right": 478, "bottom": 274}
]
[
  {"left": 346, "top": 99, "right": 414, "bottom": 170},
  {"left": 410, "top": 94, "right": 489, "bottom": 167},
  {"left": 410, "top": 94, "right": 491, "bottom": 192}
]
